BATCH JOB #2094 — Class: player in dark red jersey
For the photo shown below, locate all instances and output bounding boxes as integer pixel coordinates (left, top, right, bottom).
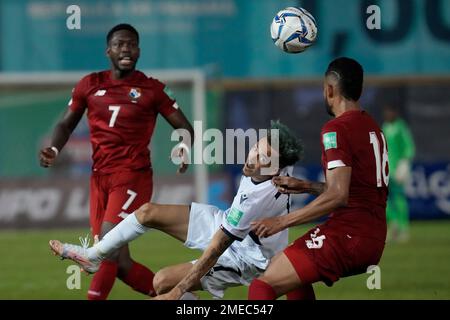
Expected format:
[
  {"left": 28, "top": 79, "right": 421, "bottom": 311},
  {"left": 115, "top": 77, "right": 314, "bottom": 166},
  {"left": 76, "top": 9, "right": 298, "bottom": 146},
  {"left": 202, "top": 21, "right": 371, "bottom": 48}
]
[
  {"left": 39, "top": 24, "right": 194, "bottom": 300},
  {"left": 248, "top": 57, "right": 389, "bottom": 300}
]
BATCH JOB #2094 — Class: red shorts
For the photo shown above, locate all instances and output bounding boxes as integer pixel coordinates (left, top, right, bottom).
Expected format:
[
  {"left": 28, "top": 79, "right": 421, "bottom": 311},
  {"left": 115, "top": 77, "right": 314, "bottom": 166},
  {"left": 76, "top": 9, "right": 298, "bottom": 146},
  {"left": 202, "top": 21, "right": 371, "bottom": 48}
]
[
  {"left": 90, "top": 169, "right": 153, "bottom": 237},
  {"left": 284, "top": 224, "right": 385, "bottom": 286}
]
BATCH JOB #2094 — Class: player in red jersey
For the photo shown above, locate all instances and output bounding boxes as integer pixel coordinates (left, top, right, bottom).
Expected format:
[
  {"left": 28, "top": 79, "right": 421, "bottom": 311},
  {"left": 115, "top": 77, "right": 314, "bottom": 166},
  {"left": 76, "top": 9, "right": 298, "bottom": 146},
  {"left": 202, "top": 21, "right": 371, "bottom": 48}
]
[
  {"left": 248, "top": 57, "right": 389, "bottom": 300},
  {"left": 39, "top": 24, "right": 194, "bottom": 300}
]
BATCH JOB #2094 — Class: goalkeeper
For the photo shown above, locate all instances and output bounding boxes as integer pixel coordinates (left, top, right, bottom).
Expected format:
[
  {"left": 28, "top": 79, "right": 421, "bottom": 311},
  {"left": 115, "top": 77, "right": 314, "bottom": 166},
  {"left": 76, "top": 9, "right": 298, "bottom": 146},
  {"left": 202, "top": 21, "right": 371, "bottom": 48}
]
[{"left": 382, "top": 104, "right": 415, "bottom": 242}]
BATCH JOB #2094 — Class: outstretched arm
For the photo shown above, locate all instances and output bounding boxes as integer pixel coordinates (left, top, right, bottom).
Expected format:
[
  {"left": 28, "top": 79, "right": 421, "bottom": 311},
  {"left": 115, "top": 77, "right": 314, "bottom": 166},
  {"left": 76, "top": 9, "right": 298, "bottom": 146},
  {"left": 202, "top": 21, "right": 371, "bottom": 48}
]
[
  {"left": 252, "top": 166, "right": 352, "bottom": 237},
  {"left": 39, "top": 109, "right": 84, "bottom": 167},
  {"left": 272, "top": 176, "right": 325, "bottom": 195},
  {"left": 154, "top": 229, "right": 234, "bottom": 300}
]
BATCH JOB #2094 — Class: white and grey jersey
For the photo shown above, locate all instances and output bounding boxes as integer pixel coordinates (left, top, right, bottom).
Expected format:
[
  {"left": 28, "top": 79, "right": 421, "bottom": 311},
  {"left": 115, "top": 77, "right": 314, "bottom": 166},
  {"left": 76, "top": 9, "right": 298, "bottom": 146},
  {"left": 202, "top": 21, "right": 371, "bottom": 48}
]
[{"left": 220, "top": 167, "right": 292, "bottom": 269}]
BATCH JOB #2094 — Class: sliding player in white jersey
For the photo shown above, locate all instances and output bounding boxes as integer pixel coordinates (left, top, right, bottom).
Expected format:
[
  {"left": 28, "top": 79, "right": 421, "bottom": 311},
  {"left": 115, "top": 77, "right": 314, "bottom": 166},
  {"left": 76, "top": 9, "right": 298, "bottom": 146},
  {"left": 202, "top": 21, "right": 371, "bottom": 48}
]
[{"left": 49, "top": 121, "right": 303, "bottom": 299}]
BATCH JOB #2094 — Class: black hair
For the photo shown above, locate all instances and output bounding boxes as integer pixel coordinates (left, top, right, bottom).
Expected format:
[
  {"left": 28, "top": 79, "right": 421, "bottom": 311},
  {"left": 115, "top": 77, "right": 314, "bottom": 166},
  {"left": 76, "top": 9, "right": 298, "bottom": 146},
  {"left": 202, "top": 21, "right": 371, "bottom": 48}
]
[
  {"left": 106, "top": 23, "right": 139, "bottom": 44},
  {"left": 325, "top": 57, "right": 364, "bottom": 101},
  {"left": 267, "top": 120, "right": 303, "bottom": 168}
]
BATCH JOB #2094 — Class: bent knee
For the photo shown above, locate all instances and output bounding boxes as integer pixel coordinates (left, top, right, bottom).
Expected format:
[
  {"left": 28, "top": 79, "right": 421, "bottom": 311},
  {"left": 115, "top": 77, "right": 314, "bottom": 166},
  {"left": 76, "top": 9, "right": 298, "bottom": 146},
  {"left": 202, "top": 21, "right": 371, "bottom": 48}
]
[
  {"left": 135, "top": 202, "right": 159, "bottom": 226},
  {"left": 153, "top": 269, "right": 176, "bottom": 295}
]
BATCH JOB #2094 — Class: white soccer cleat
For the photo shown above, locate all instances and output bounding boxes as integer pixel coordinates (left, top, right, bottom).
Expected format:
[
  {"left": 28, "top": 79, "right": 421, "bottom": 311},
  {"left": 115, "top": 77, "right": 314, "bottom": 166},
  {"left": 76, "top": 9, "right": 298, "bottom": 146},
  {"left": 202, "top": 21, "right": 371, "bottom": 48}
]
[{"left": 49, "top": 236, "right": 100, "bottom": 274}]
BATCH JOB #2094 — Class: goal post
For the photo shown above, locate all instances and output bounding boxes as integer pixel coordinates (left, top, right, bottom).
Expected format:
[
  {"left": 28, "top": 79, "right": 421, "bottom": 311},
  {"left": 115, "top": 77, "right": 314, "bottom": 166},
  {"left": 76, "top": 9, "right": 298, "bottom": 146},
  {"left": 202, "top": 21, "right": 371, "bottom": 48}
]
[{"left": 0, "top": 69, "right": 208, "bottom": 204}]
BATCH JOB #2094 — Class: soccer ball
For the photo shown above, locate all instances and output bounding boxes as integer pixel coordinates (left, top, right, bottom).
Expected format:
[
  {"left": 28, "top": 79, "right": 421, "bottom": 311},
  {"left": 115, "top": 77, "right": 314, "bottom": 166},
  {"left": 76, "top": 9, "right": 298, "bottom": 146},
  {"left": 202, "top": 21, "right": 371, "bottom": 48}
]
[{"left": 270, "top": 7, "right": 317, "bottom": 53}]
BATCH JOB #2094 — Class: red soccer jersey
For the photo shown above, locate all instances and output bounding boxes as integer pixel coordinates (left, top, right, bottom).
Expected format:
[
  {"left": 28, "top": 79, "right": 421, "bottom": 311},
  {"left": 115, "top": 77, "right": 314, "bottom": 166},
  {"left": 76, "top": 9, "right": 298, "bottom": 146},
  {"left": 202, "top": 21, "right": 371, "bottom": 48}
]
[
  {"left": 69, "top": 70, "right": 177, "bottom": 174},
  {"left": 321, "top": 110, "right": 389, "bottom": 240}
]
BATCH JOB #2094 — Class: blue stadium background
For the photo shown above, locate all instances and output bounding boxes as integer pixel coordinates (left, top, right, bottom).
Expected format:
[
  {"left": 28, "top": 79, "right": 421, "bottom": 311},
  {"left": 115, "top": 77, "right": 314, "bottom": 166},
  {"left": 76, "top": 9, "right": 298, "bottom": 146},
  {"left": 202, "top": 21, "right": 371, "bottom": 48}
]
[{"left": 0, "top": 0, "right": 449, "bottom": 226}]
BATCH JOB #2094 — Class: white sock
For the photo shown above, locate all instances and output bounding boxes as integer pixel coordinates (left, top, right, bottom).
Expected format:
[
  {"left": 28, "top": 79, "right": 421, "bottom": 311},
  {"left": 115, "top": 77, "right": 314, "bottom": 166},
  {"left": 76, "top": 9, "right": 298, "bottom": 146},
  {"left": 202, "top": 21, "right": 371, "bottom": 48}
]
[{"left": 87, "top": 213, "right": 149, "bottom": 260}]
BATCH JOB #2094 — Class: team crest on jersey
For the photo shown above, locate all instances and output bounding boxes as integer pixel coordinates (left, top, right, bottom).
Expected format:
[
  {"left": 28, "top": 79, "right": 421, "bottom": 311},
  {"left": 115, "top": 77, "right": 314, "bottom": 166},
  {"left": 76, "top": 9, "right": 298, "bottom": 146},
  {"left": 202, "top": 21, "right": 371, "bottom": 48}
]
[{"left": 129, "top": 88, "right": 141, "bottom": 101}]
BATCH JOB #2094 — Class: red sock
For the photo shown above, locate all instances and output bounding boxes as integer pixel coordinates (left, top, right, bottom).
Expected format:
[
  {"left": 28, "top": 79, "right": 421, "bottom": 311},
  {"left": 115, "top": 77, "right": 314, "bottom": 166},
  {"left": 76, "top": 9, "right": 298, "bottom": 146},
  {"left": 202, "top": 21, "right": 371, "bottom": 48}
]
[
  {"left": 248, "top": 279, "right": 277, "bottom": 300},
  {"left": 87, "top": 260, "right": 118, "bottom": 300},
  {"left": 286, "top": 284, "right": 316, "bottom": 300},
  {"left": 120, "top": 261, "right": 156, "bottom": 297}
]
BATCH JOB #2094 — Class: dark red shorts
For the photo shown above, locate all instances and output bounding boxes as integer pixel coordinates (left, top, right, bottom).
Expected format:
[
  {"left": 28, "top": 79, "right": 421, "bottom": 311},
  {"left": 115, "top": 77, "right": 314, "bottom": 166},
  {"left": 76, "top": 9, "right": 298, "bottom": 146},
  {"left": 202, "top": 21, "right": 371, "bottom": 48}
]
[
  {"left": 284, "top": 224, "right": 385, "bottom": 286},
  {"left": 90, "top": 169, "right": 153, "bottom": 237}
]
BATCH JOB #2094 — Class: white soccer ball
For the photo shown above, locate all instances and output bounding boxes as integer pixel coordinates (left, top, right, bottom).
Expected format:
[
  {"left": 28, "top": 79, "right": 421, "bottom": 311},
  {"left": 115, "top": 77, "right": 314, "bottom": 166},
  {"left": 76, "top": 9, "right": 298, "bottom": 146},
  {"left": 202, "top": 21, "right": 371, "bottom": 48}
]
[{"left": 270, "top": 7, "right": 318, "bottom": 53}]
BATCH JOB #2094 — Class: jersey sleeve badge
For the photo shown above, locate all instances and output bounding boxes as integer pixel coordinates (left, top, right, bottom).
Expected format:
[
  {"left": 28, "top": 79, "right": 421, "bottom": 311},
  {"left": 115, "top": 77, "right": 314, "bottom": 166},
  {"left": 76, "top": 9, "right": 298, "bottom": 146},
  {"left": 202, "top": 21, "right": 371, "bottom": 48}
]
[
  {"left": 163, "top": 86, "right": 175, "bottom": 99},
  {"left": 323, "top": 132, "right": 337, "bottom": 150},
  {"left": 227, "top": 207, "right": 244, "bottom": 227}
]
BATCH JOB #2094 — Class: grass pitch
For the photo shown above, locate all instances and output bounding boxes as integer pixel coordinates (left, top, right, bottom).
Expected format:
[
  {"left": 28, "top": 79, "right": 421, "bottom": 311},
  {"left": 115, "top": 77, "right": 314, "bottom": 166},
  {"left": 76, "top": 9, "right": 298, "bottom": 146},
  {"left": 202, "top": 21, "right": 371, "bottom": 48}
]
[{"left": 0, "top": 220, "right": 449, "bottom": 300}]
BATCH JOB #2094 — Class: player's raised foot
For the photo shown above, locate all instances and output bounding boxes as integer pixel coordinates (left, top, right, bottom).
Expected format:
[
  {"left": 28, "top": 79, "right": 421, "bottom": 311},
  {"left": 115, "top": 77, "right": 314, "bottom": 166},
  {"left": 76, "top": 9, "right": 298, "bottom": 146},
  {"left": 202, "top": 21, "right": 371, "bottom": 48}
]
[{"left": 49, "top": 238, "right": 100, "bottom": 274}]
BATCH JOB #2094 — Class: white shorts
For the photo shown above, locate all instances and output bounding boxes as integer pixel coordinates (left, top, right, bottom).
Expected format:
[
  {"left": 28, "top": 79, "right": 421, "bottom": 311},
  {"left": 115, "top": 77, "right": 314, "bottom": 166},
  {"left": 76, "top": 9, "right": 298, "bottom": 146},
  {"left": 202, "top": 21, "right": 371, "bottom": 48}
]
[{"left": 185, "top": 202, "right": 264, "bottom": 299}]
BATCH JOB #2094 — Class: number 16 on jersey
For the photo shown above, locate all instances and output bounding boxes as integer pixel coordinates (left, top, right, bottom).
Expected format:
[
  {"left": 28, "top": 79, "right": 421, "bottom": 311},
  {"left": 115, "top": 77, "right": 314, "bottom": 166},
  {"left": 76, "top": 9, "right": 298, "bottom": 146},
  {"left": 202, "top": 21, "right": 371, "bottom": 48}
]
[{"left": 369, "top": 132, "right": 389, "bottom": 187}]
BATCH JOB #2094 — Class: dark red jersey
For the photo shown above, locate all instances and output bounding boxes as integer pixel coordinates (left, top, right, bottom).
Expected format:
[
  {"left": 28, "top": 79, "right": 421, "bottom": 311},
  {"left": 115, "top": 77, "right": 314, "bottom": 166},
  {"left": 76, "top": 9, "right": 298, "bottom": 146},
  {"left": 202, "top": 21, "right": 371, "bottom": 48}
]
[
  {"left": 321, "top": 110, "right": 389, "bottom": 240},
  {"left": 69, "top": 70, "right": 177, "bottom": 174}
]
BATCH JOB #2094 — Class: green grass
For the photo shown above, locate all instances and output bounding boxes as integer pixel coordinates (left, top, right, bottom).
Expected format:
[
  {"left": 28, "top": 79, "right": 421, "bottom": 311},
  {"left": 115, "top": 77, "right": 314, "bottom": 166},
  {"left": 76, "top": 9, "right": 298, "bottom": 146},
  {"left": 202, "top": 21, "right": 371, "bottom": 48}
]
[{"left": 0, "top": 221, "right": 449, "bottom": 300}]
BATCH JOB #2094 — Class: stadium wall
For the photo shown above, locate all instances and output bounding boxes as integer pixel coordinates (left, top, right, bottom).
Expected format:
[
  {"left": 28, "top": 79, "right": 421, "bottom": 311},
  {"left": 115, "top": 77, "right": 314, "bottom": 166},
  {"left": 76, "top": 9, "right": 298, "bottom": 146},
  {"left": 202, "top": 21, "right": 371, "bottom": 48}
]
[{"left": 1, "top": 0, "right": 449, "bottom": 77}]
